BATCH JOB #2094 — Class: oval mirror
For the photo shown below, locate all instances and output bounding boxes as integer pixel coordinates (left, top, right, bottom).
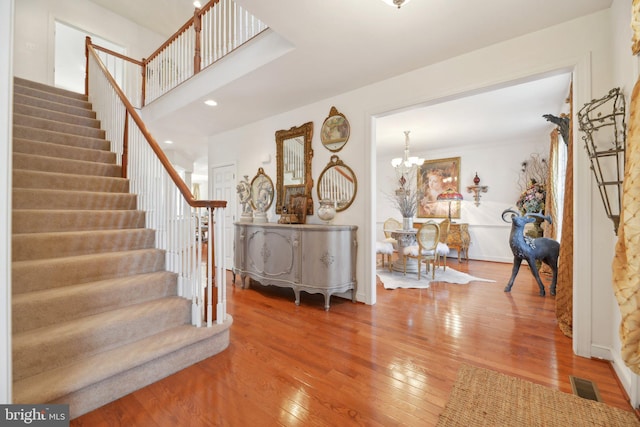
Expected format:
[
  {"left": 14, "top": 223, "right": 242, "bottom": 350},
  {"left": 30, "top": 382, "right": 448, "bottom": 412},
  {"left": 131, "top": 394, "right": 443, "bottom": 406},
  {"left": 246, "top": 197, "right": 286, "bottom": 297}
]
[
  {"left": 320, "top": 106, "right": 350, "bottom": 152},
  {"left": 276, "top": 122, "right": 314, "bottom": 215},
  {"left": 250, "top": 167, "right": 274, "bottom": 212},
  {"left": 317, "top": 155, "right": 357, "bottom": 212}
]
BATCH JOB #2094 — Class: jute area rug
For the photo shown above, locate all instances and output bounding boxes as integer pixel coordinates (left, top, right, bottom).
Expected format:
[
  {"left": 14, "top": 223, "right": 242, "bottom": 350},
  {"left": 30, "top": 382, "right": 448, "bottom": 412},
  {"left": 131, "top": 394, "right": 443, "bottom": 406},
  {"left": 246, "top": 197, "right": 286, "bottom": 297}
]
[
  {"left": 377, "top": 267, "right": 495, "bottom": 290},
  {"left": 437, "top": 364, "right": 640, "bottom": 427}
]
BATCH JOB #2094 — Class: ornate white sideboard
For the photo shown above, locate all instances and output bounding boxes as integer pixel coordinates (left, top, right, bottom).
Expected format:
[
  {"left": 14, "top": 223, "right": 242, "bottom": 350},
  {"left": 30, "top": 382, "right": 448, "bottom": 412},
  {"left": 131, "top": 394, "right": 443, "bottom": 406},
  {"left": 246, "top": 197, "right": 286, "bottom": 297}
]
[{"left": 233, "top": 222, "right": 358, "bottom": 310}]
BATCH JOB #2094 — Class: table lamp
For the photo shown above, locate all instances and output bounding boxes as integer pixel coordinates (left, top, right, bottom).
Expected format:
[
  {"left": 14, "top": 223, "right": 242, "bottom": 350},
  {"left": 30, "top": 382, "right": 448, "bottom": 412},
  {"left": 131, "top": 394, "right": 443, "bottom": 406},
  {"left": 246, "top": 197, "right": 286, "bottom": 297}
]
[{"left": 437, "top": 188, "right": 463, "bottom": 222}]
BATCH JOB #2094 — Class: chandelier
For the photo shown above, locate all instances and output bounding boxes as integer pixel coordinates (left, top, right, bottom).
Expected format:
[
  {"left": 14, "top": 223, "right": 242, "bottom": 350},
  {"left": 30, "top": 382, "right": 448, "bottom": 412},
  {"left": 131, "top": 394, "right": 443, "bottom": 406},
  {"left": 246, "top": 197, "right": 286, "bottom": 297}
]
[
  {"left": 381, "top": 0, "right": 412, "bottom": 8},
  {"left": 391, "top": 131, "right": 424, "bottom": 173}
]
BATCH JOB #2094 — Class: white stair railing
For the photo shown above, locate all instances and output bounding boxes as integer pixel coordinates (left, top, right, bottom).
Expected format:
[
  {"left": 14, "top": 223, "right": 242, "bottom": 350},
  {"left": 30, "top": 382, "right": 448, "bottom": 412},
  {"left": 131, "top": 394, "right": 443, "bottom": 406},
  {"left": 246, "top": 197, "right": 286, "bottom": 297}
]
[
  {"left": 144, "top": 0, "right": 267, "bottom": 104},
  {"left": 86, "top": 42, "right": 227, "bottom": 327}
]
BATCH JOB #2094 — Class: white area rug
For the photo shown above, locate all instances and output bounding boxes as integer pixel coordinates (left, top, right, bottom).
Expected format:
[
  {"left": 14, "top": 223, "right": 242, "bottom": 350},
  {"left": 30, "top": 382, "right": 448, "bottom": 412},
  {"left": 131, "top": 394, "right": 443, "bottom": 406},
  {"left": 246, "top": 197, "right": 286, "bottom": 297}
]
[{"left": 377, "top": 267, "right": 495, "bottom": 289}]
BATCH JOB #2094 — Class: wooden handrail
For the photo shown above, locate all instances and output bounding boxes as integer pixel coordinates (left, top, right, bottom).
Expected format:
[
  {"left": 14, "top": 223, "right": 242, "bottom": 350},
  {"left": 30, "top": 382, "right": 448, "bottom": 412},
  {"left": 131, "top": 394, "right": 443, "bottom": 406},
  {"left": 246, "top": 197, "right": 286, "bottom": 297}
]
[
  {"left": 86, "top": 37, "right": 226, "bottom": 210},
  {"left": 144, "top": 0, "right": 219, "bottom": 66},
  {"left": 93, "top": 44, "right": 144, "bottom": 66}
]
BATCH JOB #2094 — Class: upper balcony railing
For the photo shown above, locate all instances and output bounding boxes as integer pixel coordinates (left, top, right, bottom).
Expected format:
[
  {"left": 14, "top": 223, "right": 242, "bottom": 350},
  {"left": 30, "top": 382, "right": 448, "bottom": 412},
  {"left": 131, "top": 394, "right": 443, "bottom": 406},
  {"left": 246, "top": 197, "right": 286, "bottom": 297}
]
[{"left": 87, "top": 0, "right": 268, "bottom": 109}]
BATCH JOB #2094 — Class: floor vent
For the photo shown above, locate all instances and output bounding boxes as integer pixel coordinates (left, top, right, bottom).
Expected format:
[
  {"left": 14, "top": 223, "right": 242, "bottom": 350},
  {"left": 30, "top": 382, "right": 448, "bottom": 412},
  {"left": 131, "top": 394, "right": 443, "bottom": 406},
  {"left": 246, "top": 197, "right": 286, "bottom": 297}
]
[{"left": 569, "top": 375, "right": 602, "bottom": 402}]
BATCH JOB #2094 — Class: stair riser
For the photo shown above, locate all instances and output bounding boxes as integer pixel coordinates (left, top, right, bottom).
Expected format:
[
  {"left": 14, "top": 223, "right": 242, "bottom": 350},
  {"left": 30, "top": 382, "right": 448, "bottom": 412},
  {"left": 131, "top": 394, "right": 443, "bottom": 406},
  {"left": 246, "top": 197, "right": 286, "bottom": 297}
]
[
  {"left": 14, "top": 77, "right": 89, "bottom": 101},
  {"left": 13, "top": 189, "right": 137, "bottom": 210},
  {"left": 12, "top": 272, "right": 177, "bottom": 333},
  {"left": 14, "top": 114, "right": 105, "bottom": 140},
  {"left": 13, "top": 153, "right": 121, "bottom": 177},
  {"left": 51, "top": 331, "right": 230, "bottom": 419},
  {"left": 12, "top": 250, "right": 166, "bottom": 294},
  {"left": 14, "top": 93, "right": 96, "bottom": 119},
  {"left": 12, "top": 229, "right": 155, "bottom": 261},
  {"left": 14, "top": 103, "right": 100, "bottom": 129},
  {"left": 13, "top": 126, "right": 111, "bottom": 151},
  {"left": 14, "top": 84, "right": 91, "bottom": 110},
  {"left": 12, "top": 210, "right": 146, "bottom": 234},
  {"left": 13, "top": 298, "right": 190, "bottom": 381},
  {"left": 14, "top": 139, "right": 116, "bottom": 165},
  {"left": 13, "top": 170, "right": 128, "bottom": 193}
]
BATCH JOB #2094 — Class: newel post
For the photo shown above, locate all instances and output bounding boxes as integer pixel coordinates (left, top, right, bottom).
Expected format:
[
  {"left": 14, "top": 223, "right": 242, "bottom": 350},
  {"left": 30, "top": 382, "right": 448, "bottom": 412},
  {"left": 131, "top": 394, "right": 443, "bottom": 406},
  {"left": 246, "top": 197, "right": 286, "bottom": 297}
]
[
  {"left": 84, "top": 36, "right": 91, "bottom": 96},
  {"left": 141, "top": 59, "right": 146, "bottom": 107},
  {"left": 193, "top": 8, "right": 202, "bottom": 75}
]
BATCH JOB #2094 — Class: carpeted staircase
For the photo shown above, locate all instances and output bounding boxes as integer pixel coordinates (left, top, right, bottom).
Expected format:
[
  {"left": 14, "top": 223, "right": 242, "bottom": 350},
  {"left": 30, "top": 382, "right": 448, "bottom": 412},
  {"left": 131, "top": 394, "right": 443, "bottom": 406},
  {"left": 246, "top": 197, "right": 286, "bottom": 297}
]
[{"left": 11, "top": 77, "right": 231, "bottom": 418}]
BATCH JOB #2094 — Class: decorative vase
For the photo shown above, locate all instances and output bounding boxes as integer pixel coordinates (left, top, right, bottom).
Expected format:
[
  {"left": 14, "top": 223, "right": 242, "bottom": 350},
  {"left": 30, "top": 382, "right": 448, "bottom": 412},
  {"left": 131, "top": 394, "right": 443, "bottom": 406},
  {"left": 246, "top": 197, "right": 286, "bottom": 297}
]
[
  {"left": 473, "top": 173, "right": 481, "bottom": 185},
  {"left": 318, "top": 200, "right": 336, "bottom": 223},
  {"left": 402, "top": 217, "right": 413, "bottom": 230}
]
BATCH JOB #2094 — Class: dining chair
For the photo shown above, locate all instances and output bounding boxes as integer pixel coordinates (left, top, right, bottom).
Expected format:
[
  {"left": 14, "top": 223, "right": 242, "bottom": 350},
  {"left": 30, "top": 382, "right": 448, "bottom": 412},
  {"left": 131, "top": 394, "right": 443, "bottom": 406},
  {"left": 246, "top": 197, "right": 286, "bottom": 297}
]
[{"left": 402, "top": 222, "right": 440, "bottom": 280}]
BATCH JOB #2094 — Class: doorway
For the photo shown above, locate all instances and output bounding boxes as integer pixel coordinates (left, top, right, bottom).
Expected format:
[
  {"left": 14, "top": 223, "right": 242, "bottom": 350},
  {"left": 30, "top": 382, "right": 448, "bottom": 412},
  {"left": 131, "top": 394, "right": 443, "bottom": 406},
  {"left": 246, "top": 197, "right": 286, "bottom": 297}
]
[{"left": 54, "top": 21, "right": 125, "bottom": 93}]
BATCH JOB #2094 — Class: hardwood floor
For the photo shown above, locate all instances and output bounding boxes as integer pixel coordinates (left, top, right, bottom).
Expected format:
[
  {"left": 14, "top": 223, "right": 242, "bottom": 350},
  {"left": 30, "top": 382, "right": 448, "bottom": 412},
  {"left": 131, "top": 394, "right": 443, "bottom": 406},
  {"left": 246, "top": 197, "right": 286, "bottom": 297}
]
[{"left": 72, "top": 260, "right": 635, "bottom": 426}]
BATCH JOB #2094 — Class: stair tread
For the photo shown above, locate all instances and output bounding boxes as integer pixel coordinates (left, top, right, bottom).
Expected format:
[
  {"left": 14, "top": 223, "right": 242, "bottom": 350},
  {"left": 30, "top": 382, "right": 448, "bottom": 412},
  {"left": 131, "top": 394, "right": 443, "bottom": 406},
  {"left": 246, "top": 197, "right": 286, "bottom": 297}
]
[
  {"left": 12, "top": 248, "right": 162, "bottom": 268},
  {"left": 13, "top": 92, "right": 96, "bottom": 119},
  {"left": 12, "top": 271, "right": 176, "bottom": 332},
  {"left": 13, "top": 318, "right": 232, "bottom": 405},
  {"left": 13, "top": 152, "right": 120, "bottom": 171},
  {"left": 13, "top": 169, "right": 128, "bottom": 192},
  {"left": 12, "top": 297, "right": 191, "bottom": 380},
  {"left": 14, "top": 138, "right": 114, "bottom": 160},
  {"left": 13, "top": 102, "right": 100, "bottom": 127},
  {"left": 14, "top": 77, "right": 89, "bottom": 101},
  {"left": 14, "top": 113, "right": 104, "bottom": 137}
]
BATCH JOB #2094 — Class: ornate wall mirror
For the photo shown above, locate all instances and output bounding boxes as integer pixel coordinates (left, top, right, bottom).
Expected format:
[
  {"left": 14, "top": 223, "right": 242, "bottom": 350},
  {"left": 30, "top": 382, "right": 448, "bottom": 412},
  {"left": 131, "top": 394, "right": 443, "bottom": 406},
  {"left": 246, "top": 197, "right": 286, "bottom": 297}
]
[
  {"left": 317, "top": 155, "right": 357, "bottom": 212},
  {"left": 276, "top": 122, "right": 314, "bottom": 215},
  {"left": 249, "top": 167, "right": 274, "bottom": 212},
  {"left": 320, "top": 106, "right": 350, "bottom": 152}
]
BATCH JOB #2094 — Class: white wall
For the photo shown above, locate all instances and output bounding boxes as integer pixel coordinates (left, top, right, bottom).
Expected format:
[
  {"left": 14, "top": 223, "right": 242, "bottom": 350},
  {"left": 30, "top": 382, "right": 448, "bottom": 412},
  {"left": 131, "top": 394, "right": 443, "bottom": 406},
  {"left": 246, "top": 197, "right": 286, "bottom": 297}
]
[
  {"left": 1, "top": 0, "right": 14, "bottom": 404},
  {"left": 13, "top": 0, "right": 164, "bottom": 86},
  {"left": 376, "top": 137, "right": 549, "bottom": 263},
  {"left": 210, "top": 11, "right": 614, "bottom": 315}
]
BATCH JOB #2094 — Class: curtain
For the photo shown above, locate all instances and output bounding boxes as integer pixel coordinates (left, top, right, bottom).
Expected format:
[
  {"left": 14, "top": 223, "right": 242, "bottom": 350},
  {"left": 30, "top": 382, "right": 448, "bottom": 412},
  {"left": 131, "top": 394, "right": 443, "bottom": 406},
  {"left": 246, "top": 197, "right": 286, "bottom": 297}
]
[
  {"left": 612, "top": 77, "right": 640, "bottom": 374},
  {"left": 545, "top": 129, "right": 560, "bottom": 240},
  {"left": 556, "top": 87, "right": 574, "bottom": 338}
]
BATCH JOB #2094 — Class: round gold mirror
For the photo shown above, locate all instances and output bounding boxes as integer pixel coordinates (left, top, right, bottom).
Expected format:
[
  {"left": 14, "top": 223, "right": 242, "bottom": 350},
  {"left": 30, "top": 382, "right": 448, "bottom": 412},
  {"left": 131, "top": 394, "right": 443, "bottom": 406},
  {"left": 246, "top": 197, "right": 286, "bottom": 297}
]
[
  {"left": 250, "top": 167, "right": 274, "bottom": 212},
  {"left": 320, "top": 106, "right": 350, "bottom": 152},
  {"left": 317, "top": 155, "right": 357, "bottom": 212}
]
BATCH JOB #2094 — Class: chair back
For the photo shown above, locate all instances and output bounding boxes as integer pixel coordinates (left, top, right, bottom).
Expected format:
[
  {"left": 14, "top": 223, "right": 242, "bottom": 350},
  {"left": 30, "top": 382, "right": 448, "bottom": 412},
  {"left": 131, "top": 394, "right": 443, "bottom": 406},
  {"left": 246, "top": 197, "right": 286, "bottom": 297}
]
[
  {"left": 439, "top": 218, "right": 450, "bottom": 243},
  {"left": 383, "top": 218, "right": 402, "bottom": 238},
  {"left": 417, "top": 222, "right": 440, "bottom": 252}
]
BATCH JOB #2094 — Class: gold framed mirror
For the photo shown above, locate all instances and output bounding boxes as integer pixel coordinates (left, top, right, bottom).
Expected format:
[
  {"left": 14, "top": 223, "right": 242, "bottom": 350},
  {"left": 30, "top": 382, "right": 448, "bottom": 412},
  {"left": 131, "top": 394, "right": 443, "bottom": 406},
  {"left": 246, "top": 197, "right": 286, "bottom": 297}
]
[
  {"left": 317, "top": 155, "right": 357, "bottom": 212},
  {"left": 320, "top": 106, "right": 350, "bottom": 152},
  {"left": 276, "top": 122, "right": 314, "bottom": 215}
]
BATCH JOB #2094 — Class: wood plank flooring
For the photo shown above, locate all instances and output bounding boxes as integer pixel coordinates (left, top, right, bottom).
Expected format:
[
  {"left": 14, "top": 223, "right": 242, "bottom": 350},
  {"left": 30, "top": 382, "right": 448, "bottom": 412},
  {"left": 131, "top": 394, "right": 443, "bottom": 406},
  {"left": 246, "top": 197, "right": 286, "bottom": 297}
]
[{"left": 71, "top": 260, "right": 636, "bottom": 426}]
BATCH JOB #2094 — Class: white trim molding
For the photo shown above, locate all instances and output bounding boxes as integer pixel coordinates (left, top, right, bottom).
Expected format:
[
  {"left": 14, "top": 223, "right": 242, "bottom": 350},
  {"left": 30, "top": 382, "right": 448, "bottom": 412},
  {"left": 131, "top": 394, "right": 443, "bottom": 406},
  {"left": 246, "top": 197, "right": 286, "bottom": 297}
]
[{"left": 0, "top": 0, "right": 14, "bottom": 404}]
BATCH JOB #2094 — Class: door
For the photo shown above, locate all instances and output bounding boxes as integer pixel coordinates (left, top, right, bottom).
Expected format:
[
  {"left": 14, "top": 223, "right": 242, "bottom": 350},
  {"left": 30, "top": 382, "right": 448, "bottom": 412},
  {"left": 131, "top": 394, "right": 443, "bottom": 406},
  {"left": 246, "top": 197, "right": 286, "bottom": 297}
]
[{"left": 211, "top": 164, "right": 236, "bottom": 270}]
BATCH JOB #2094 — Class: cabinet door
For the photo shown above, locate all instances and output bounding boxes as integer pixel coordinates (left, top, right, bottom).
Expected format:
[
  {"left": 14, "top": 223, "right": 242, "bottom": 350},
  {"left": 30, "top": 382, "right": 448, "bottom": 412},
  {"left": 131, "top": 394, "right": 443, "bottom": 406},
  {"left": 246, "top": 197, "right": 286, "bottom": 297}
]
[
  {"left": 300, "top": 229, "right": 354, "bottom": 288},
  {"left": 245, "top": 227, "right": 299, "bottom": 281}
]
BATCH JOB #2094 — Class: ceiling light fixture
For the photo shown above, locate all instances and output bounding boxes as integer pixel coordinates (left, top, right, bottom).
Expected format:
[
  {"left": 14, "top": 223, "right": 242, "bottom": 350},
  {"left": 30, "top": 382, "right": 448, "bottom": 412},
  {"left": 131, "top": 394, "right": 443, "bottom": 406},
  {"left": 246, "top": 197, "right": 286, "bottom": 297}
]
[
  {"left": 204, "top": 99, "right": 217, "bottom": 106},
  {"left": 391, "top": 131, "right": 424, "bottom": 173},
  {"left": 381, "top": 0, "right": 412, "bottom": 9},
  {"left": 164, "top": 140, "right": 174, "bottom": 144}
]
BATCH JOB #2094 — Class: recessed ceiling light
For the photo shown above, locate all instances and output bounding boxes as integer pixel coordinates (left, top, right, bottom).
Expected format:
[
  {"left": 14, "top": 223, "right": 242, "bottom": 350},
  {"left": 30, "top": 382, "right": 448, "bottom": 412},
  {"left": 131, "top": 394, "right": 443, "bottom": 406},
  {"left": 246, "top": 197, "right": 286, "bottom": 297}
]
[
  {"left": 164, "top": 140, "right": 174, "bottom": 144},
  {"left": 204, "top": 99, "right": 218, "bottom": 106}
]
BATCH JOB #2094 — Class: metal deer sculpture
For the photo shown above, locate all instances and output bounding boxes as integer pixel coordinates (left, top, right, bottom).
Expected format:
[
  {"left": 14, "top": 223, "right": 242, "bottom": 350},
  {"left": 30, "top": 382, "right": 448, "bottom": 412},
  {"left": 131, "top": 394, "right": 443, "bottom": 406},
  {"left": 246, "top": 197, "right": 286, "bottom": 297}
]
[{"left": 502, "top": 209, "right": 560, "bottom": 296}]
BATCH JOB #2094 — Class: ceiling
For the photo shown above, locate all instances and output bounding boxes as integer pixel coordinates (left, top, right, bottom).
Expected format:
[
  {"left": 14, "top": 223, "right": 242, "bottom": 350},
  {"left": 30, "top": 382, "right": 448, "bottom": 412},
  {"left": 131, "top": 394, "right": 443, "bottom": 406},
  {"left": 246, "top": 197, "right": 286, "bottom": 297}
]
[{"left": 85, "top": 0, "right": 608, "bottom": 175}]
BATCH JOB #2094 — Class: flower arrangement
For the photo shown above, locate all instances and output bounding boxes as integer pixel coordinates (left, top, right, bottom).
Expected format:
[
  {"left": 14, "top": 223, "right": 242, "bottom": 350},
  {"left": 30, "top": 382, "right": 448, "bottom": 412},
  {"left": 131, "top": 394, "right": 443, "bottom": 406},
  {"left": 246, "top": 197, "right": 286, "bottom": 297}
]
[
  {"left": 516, "top": 179, "right": 546, "bottom": 214},
  {"left": 389, "top": 174, "right": 418, "bottom": 218}
]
